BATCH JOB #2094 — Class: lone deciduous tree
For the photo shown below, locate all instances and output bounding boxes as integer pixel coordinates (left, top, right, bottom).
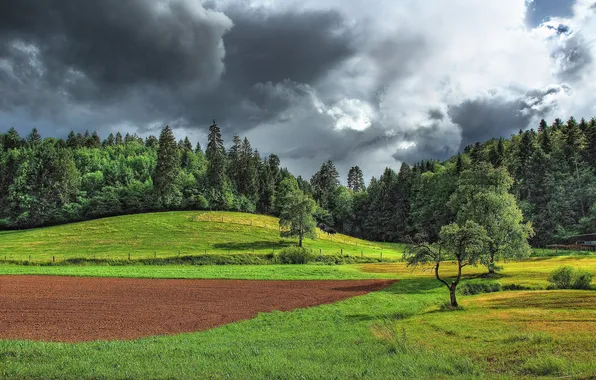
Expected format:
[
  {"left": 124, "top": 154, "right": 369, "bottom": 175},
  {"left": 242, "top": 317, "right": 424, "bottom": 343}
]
[
  {"left": 279, "top": 179, "right": 317, "bottom": 247},
  {"left": 450, "top": 163, "right": 533, "bottom": 275},
  {"left": 404, "top": 220, "right": 489, "bottom": 307}
]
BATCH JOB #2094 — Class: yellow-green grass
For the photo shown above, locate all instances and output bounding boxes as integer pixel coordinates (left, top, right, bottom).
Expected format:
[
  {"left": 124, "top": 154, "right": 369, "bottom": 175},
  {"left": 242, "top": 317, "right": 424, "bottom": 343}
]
[
  {"left": 359, "top": 255, "right": 596, "bottom": 288},
  {"left": 0, "top": 211, "right": 404, "bottom": 263},
  {"left": 1, "top": 256, "right": 596, "bottom": 378}
]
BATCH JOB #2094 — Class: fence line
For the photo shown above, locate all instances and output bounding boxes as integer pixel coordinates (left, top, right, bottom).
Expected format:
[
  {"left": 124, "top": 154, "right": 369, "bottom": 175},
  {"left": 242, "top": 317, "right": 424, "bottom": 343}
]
[
  {"left": 0, "top": 247, "right": 394, "bottom": 265},
  {"left": 189, "top": 213, "right": 385, "bottom": 250}
]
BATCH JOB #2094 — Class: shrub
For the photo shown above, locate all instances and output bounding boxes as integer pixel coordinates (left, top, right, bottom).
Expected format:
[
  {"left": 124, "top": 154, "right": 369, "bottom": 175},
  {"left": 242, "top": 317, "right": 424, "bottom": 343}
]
[
  {"left": 277, "top": 247, "right": 315, "bottom": 264},
  {"left": 458, "top": 281, "right": 502, "bottom": 296},
  {"left": 502, "top": 283, "right": 534, "bottom": 291},
  {"left": 572, "top": 269, "right": 593, "bottom": 290},
  {"left": 548, "top": 266, "right": 575, "bottom": 289},
  {"left": 548, "top": 266, "right": 593, "bottom": 289}
]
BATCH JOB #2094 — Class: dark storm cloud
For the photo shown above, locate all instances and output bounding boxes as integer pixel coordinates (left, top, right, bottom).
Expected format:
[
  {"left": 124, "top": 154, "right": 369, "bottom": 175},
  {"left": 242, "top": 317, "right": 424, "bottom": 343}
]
[
  {"left": 392, "top": 124, "right": 460, "bottom": 164},
  {"left": 0, "top": 0, "right": 231, "bottom": 94},
  {"left": 0, "top": 0, "right": 356, "bottom": 144},
  {"left": 448, "top": 85, "right": 569, "bottom": 149},
  {"left": 175, "top": 6, "right": 358, "bottom": 134}
]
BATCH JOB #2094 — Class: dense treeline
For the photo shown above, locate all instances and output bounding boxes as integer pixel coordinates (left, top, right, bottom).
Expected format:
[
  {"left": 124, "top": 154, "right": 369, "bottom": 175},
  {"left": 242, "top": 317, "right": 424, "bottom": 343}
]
[{"left": 1, "top": 117, "right": 595, "bottom": 246}]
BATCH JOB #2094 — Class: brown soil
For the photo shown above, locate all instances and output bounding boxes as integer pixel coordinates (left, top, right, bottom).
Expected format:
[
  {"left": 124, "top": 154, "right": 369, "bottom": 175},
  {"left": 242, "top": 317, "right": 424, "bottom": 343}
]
[{"left": 0, "top": 275, "right": 395, "bottom": 342}]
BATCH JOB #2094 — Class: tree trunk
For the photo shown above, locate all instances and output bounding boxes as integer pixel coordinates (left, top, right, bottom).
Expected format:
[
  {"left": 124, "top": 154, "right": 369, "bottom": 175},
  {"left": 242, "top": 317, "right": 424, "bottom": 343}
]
[
  {"left": 298, "top": 234, "right": 303, "bottom": 247},
  {"left": 488, "top": 253, "right": 495, "bottom": 275},
  {"left": 449, "top": 283, "right": 458, "bottom": 307}
]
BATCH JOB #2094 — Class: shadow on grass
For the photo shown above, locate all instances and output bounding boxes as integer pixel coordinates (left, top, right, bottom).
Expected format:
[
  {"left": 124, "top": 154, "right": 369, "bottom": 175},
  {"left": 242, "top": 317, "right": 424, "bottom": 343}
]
[{"left": 213, "top": 240, "right": 293, "bottom": 251}]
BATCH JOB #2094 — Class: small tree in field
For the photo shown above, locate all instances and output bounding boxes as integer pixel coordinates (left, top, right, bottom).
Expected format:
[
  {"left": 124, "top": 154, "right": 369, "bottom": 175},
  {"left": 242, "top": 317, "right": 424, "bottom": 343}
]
[
  {"left": 404, "top": 220, "right": 489, "bottom": 307},
  {"left": 279, "top": 186, "right": 317, "bottom": 247}
]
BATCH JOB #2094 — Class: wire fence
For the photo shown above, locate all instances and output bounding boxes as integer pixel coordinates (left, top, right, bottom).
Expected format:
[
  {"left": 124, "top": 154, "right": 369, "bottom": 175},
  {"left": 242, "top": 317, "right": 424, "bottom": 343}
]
[
  {"left": 188, "top": 213, "right": 388, "bottom": 250},
  {"left": 0, "top": 247, "right": 393, "bottom": 265}
]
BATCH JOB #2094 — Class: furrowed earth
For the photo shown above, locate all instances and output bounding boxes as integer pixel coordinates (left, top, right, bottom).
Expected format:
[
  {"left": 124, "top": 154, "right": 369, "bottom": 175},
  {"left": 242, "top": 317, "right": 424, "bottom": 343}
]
[{"left": 0, "top": 275, "right": 395, "bottom": 342}]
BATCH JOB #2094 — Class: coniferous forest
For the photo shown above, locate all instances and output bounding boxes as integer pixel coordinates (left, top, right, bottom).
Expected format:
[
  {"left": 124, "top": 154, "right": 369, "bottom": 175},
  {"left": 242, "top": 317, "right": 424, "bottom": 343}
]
[{"left": 1, "top": 117, "right": 595, "bottom": 247}]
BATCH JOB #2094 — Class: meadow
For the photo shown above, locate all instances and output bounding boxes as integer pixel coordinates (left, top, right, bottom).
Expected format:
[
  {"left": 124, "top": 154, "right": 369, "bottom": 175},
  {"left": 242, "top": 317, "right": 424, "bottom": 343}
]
[
  {"left": 1, "top": 256, "right": 595, "bottom": 378},
  {"left": 0, "top": 211, "right": 404, "bottom": 263}
]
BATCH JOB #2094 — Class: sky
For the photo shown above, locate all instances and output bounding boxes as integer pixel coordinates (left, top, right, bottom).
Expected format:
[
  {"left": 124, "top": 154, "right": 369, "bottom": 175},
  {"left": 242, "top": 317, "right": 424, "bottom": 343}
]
[{"left": 1, "top": 0, "right": 595, "bottom": 181}]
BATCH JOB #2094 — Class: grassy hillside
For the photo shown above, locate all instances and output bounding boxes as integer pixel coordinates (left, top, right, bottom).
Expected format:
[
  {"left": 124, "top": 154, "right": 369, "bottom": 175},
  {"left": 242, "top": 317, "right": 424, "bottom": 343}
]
[
  {"left": 0, "top": 211, "right": 404, "bottom": 263},
  {"left": 1, "top": 256, "right": 594, "bottom": 378}
]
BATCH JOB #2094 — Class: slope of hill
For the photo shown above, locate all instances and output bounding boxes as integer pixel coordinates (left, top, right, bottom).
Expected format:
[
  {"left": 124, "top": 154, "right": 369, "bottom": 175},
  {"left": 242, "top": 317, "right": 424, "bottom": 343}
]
[{"left": 0, "top": 211, "right": 403, "bottom": 263}]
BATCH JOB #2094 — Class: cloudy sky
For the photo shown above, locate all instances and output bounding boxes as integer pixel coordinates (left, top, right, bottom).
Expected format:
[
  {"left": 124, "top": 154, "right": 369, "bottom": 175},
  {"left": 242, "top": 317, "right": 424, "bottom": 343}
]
[{"left": 1, "top": 0, "right": 595, "bottom": 181}]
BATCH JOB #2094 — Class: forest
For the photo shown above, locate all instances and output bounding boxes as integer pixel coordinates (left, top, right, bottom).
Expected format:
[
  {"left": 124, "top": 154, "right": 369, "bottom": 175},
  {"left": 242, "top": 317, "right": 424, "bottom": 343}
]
[{"left": 1, "top": 117, "right": 595, "bottom": 247}]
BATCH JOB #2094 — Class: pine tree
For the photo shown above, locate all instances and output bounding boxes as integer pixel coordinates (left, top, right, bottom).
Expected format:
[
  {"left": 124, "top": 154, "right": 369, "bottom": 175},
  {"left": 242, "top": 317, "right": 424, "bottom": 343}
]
[
  {"left": 538, "top": 119, "right": 547, "bottom": 132},
  {"left": 347, "top": 166, "right": 365, "bottom": 192},
  {"left": 90, "top": 131, "right": 101, "bottom": 148},
  {"left": 104, "top": 133, "right": 115, "bottom": 147},
  {"left": 145, "top": 135, "right": 158, "bottom": 149},
  {"left": 205, "top": 120, "right": 227, "bottom": 196},
  {"left": 584, "top": 118, "right": 596, "bottom": 168},
  {"left": 115, "top": 132, "right": 123, "bottom": 145},
  {"left": 194, "top": 142, "right": 203, "bottom": 155},
  {"left": 66, "top": 131, "right": 78, "bottom": 148},
  {"left": 154, "top": 125, "right": 180, "bottom": 203},
  {"left": 27, "top": 128, "right": 42, "bottom": 145},
  {"left": 228, "top": 135, "right": 242, "bottom": 190},
  {"left": 563, "top": 116, "right": 581, "bottom": 165},
  {"left": 182, "top": 137, "right": 193, "bottom": 151},
  {"left": 456, "top": 153, "right": 463, "bottom": 175},
  {"left": 579, "top": 117, "right": 588, "bottom": 132},
  {"left": 239, "top": 137, "right": 257, "bottom": 197},
  {"left": 488, "top": 139, "right": 504, "bottom": 167},
  {"left": 310, "top": 160, "right": 339, "bottom": 209},
  {"left": 540, "top": 127, "right": 552, "bottom": 154}
]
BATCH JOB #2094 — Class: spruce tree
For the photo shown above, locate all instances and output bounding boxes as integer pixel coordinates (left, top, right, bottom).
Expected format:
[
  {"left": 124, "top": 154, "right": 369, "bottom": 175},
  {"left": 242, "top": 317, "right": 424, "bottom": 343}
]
[
  {"left": 347, "top": 166, "right": 365, "bottom": 192},
  {"left": 194, "top": 141, "right": 203, "bottom": 155},
  {"left": 205, "top": 120, "right": 228, "bottom": 200},
  {"left": 90, "top": 131, "right": 101, "bottom": 148},
  {"left": 583, "top": 119, "right": 596, "bottom": 168},
  {"left": 154, "top": 125, "right": 180, "bottom": 203},
  {"left": 104, "top": 133, "right": 115, "bottom": 147},
  {"left": 228, "top": 135, "right": 242, "bottom": 190},
  {"left": 27, "top": 128, "right": 42, "bottom": 145},
  {"left": 538, "top": 119, "right": 547, "bottom": 132},
  {"left": 115, "top": 132, "right": 123, "bottom": 145}
]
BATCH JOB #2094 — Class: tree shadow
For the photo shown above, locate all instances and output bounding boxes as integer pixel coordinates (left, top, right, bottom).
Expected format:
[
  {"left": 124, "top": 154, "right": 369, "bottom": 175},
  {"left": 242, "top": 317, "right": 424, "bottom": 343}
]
[{"left": 212, "top": 240, "right": 293, "bottom": 251}]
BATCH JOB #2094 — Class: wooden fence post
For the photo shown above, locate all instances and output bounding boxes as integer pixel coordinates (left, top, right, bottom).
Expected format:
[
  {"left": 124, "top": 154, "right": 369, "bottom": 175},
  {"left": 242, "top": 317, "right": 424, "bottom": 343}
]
[
  {"left": 52, "top": 256, "right": 55, "bottom": 263},
  {"left": 128, "top": 252, "right": 131, "bottom": 260}
]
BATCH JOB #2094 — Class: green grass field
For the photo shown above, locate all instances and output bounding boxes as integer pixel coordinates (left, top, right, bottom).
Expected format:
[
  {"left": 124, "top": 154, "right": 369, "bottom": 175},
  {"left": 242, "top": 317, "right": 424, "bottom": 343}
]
[
  {"left": 0, "top": 211, "right": 403, "bottom": 263},
  {"left": 1, "top": 256, "right": 595, "bottom": 378}
]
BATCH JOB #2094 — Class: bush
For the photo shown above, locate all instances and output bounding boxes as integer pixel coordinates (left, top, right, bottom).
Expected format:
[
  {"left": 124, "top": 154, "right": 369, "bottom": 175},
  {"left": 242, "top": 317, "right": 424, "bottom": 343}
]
[
  {"left": 548, "top": 266, "right": 574, "bottom": 289},
  {"left": 277, "top": 247, "right": 315, "bottom": 264},
  {"left": 458, "top": 281, "right": 502, "bottom": 296},
  {"left": 501, "top": 283, "right": 534, "bottom": 291},
  {"left": 572, "top": 270, "right": 593, "bottom": 290},
  {"left": 548, "top": 266, "right": 593, "bottom": 290}
]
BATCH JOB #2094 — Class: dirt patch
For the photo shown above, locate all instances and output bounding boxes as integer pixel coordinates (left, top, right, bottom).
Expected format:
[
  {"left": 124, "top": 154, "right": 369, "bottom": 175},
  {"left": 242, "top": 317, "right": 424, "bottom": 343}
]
[{"left": 0, "top": 275, "right": 395, "bottom": 342}]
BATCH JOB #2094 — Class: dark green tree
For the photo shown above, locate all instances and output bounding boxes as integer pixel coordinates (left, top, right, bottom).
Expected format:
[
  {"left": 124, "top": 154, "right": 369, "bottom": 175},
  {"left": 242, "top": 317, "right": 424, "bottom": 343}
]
[{"left": 153, "top": 125, "right": 180, "bottom": 205}]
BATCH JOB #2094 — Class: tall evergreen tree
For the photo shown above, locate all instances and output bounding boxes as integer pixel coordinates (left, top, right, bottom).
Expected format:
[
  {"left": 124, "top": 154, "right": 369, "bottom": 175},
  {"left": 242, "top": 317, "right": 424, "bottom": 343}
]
[
  {"left": 104, "top": 133, "right": 115, "bottom": 147},
  {"left": 538, "top": 119, "right": 548, "bottom": 132},
  {"left": 27, "top": 128, "right": 42, "bottom": 146},
  {"left": 310, "top": 160, "right": 340, "bottom": 209},
  {"left": 90, "top": 131, "right": 101, "bottom": 148},
  {"left": 153, "top": 125, "right": 180, "bottom": 204},
  {"left": 115, "top": 132, "right": 123, "bottom": 145},
  {"left": 347, "top": 166, "right": 365, "bottom": 192}
]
